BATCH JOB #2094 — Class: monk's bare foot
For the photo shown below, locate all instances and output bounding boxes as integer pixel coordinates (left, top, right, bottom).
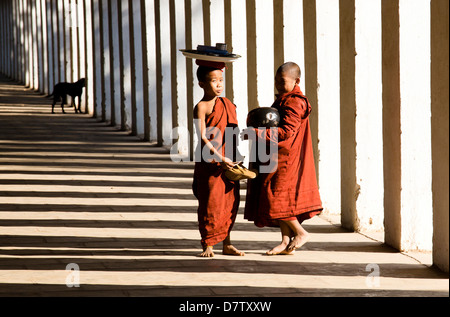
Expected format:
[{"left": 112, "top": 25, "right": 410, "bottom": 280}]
[
  {"left": 199, "top": 246, "right": 214, "bottom": 257},
  {"left": 223, "top": 244, "right": 245, "bottom": 256},
  {"left": 266, "top": 241, "right": 289, "bottom": 255},
  {"left": 287, "top": 233, "right": 310, "bottom": 252}
]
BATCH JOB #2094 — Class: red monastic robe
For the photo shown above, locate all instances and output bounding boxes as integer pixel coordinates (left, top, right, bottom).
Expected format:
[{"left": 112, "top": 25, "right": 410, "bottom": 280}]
[
  {"left": 192, "top": 97, "right": 240, "bottom": 247},
  {"left": 244, "top": 85, "right": 323, "bottom": 227}
]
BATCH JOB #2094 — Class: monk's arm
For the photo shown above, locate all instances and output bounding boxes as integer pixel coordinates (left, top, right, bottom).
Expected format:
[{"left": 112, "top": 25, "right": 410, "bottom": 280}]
[
  {"left": 194, "top": 103, "right": 234, "bottom": 169},
  {"left": 260, "top": 96, "right": 305, "bottom": 142}
]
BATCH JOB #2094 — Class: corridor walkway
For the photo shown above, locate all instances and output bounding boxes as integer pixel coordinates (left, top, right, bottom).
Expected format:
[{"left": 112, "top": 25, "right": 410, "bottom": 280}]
[{"left": 0, "top": 75, "right": 448, "bottom": 297}]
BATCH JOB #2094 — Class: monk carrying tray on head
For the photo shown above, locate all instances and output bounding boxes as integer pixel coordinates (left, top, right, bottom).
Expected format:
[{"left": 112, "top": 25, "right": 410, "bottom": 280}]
[
  {"left": 192, "top": 60, "right": 245, "bottom": 258},
  {"left": 242, "top": 62, "right": 323, "bottom": 255}
]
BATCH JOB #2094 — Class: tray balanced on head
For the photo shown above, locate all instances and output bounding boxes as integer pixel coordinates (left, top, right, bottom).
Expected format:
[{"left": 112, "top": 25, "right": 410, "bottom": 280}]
[{"left": 180, "top": 43, "right": 241, "bottom": 63}]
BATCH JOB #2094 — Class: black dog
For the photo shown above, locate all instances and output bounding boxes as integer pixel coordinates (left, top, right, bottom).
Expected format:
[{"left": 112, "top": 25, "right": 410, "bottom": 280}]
[{"left": 48, "top": 78, "right": 86, "bottom": 114}]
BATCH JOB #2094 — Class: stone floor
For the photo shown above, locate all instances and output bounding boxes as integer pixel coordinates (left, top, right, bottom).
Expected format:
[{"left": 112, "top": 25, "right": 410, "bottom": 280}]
[{"left": 0, "top": 75, "right": 448, "bottom": 298}]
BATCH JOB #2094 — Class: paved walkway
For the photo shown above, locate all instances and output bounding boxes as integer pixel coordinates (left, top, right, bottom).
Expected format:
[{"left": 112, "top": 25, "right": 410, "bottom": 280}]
[{"left": 0, "top": 75, "right": 448, "bottom": 297}]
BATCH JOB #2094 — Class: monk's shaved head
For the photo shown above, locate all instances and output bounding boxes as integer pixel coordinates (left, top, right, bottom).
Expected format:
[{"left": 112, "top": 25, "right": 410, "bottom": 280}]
[{"left": 277, "top": 62, "right": 301, "bottom": 80}]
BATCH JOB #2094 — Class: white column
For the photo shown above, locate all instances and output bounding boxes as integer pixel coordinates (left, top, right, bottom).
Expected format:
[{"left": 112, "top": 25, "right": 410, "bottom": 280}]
[
  {"left": 93, "top": 0, "right": 103, "bottom": 117},
  {"left": 71, "top": 0, "right": 79, "bottom": 82},
  {"left": 77, "top": 0, "right": 86, "bottom": 112},
  {"left": 226, "top": 0, "right": 248, "bottom": 163},
  {"left": 111, "top": 0, "right": 122, "bottom": 126},
  {"left": 431, "top": 0, "right": 449, "bottom": 273},
  {"left": 132, "top": 0, "right": 145, "bottom": 137},
  {"left": 187, "top": 0, "right": 204, "bottom": 160},
  {"left": 12, "top": 0, "right": 19, "bottom": 79},
  {"left": 190, "top": 0, "right": 204, "bottom": 109},
  {"left": 0, "top": 2, "right": 4, "bottom": 74},
  {"left": 159, "top": 0, "right": 172, "bottom": 146},
  {"left": 84, "top": 0, "right": 94, "bottom": 115},
  {"left": 18, "top": 0, "right": 25, "bottom": 82},
  {"left": 316, "top": 0, "right": 341, "bottom": 215},
  {"left": 121, "top": 0, "right": 132, "bottom": 130},
  {"left": 39, "top": 0, "right": 49, "bottom": 94},
  {"left": 24, "top": 0, "right": 31, "bottom": 87},
  {"left": 64, "top": 0, "right": 72, "bottom": 82},
  {"left": 399, "top": 0, "right": 432, "bottom": 251},
  {"left": 102, "top": 0, "right": 111, "bottom": 122},
  {"left": 283, "top": 0, "right": 306, "bottom": 93},
  {"left": 144, "top": 0, "right": 158, "bottom": 141},
  {"left": 354, "top": 0, "right": 384, "bottom": 232},
  {"left": 46, "top": 0, "right": 54, "bottom": 93},
  {"left": 31, "top": 0, "right": 38, "bottom": 90},
  {"left": 209, "top": 0, "right": 225, "bottom": 45},
  {"left": 254, "top": 0, "right": 274, "bottom": 107},
  {"left": 58, "top": 0, "right": 65, "bottom": 83},
  {"left": 52, "top": 0, "right": 60, "bottom": 84},
  {"left": 171, "top": 0, "right": 188, "bottom": 155}
]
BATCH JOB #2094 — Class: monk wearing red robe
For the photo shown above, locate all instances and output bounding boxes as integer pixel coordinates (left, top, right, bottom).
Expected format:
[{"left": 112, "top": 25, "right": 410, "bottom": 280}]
[
  {"left": 192, "top": 62, "right": 245, "bottom": 257},
  {"left": 243, "top": 62, "right": 323, "bottom": 255}
]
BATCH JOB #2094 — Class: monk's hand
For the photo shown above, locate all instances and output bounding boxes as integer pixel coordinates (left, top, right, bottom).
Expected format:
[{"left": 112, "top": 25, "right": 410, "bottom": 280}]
[{"left": 220, "top": 157, "right": 235, "bottom": 170}]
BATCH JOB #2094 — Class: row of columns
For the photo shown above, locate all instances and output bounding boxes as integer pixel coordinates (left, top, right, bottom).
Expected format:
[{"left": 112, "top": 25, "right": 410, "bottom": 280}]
[{"left": 0, "top": 0, "right": 448, "bottom": 272}]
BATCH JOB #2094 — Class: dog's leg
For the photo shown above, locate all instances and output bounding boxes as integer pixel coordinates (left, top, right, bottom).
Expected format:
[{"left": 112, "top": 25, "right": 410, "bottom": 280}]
[
  {"left": 71, "top": 96, "right": 77, "bottom": 113},
  {"left": 52, "top": 99, "right": 56, "bottom": 114},
  {"left": 76, "top": 95, "right": 81, "bottom": 113},
  {"left": 61, "top": 95, "right": 66, "bottom": 114}
]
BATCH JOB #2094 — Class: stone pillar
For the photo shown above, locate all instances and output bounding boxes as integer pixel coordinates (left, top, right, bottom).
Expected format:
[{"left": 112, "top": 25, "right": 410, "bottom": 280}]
[
  {"left": 131, "top": 0, "right": 145, "bottom": 137},
  {"left": 84, "top": 0, "right": 95, "bottom": 115},
  {"left": 101, "top": 0, "right": 111, "bottom": 123},
  {"left": 170, "top": 0, "right": 188, "bottom": 156},
  {"left": 316, "top": 0, "right": 341, "bottom": 217},
  {"left": 225, "top": 0, "right": 248, "bottom": 162},
  {"left": 70, "top": 0, "right": 78, "bottom": 84},
  {"left": 185, "top": 0, "right": 204, "bottom": 160},
  {"left": 0, "top": 1, "right": 6, "bottom": 75},
  {"left": 92, "top": 0, "right": 102, "bottom": 118},
  {"left": 355, "top": 0, "right": 384, "bottom": 232},
  {"left": 139, "top": 0, "right": 150, "bottom": 141},
  {"left": 35, "top": 0, "right": 42, "bottom": 92},
  {"left": 208, "top": 0, "right": 225, "bottom": 45},
  {"left": 77, "top": 0, "right": 86, "bottom": 112},
  {"left": 431, "top": 0, "right": 449, "bottom": 272},
  {"left": 57, "top": 0, "right": 65, "bottom": 86},
  {"left": 31, "top": 0, "right": 38, "bottom": 90},
  {"left": 23, "top": 0, "right": 30, "bottom": 87},
  {"left": 63, "top": 0, "right": 72, "bottom": 83},
  {"left": 17, "top": 0, "right": 25, "bottom": 82},
  {"left": 303, "top": 0, "right": 319, "bottom": 178},
  {"left": 111, "top": 0, "right": 122, "bottom": 125},
  {"left": 121, "top": 0, "right": 132, "bottom": 130},
  {"left": 255, "top": 0, "right": 274, "bottom": 107},
  {"left": 46, "top": 0, "right": 55, "bottom": 94},
  {"left": 52, "top": 0, "right": 60, "bottom": 84},
  {"left": 281, "top": 0, "right": 306, "bottom": 93},
  {"left": 155, "top": 0, "right": 173, "bottom": 146},
  {"left": 39, "top": 0, "right": 49, "bottom": 94},
  {"left": 399, "top": 0, "right": 433, "bottom": 251},
  {"left": 144, "top": 0, "right": 158, "bottom": 142},
  {"left": 340, "top": 0, "right": 384, "bottom": 233},
  {"left": 10, "top": 0, "right": 15, "bottom": 77},
  {"left": 339, "top": 0, "right": 356, "bottom": 228},
  {"left": 382, "top": 0, "right": 401, "bottom": 249}
]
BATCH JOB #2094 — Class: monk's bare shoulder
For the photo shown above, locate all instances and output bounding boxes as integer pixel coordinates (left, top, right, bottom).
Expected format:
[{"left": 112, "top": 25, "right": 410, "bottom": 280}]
[{"left": 195, "top": 100, "right": 214, "bottom": 119}]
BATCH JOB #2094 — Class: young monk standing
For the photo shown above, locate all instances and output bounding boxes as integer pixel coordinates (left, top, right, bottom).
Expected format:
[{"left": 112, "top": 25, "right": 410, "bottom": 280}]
[
  {"left": 243, "top": 62, "right": 323, "bottom": 255},
  {"left": 192, "top": 61, "right": 245, "bottom": 258}
]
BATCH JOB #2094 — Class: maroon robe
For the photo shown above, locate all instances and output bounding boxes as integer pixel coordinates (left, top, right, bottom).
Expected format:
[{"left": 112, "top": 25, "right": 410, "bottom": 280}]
[
  {"left": 244, "top": 85, "right": 323, "bottom": 227},
  {"left": 192, "top": 97, "right": 240, "bottom": 247}
]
